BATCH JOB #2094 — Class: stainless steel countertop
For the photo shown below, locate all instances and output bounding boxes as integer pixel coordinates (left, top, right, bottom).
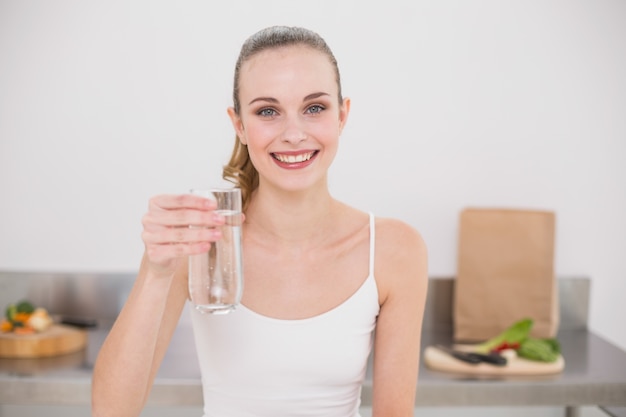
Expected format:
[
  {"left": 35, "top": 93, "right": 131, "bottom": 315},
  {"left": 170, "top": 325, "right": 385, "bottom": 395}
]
[
  {"left": 1, "top": 325, "right": 625, "bottom": 407},
  {"left": 1, "top": 273, "right": 624, "bottom": 408}
]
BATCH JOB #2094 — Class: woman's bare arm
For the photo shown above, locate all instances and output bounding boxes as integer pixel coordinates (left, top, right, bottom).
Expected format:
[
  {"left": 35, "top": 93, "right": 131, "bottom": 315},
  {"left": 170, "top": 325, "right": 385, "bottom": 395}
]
[
  {"left": 92, "top": 257, "right": 187, "bottom": 417},
  {"left": 92, "top": 194, "right": 224, "bottom": 417},
  {"left": 371, "top": 218, "right": 428, "bottom": 417}
]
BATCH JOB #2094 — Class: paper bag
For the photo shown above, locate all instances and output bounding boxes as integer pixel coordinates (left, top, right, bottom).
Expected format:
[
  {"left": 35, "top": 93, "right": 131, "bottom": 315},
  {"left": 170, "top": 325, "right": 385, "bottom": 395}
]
[{"left": 453, "top": 208, "right": 559, "bottom": 342}]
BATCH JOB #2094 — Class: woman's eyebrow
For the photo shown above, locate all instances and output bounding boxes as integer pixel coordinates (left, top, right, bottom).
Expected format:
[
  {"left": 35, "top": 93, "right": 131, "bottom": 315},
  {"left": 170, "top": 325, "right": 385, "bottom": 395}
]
[
  {"left": 303, "top": 92, "right": 330, "bottom": 101},
  {"left": 248, "top": 97, "right": 278, "bottom": 105}
]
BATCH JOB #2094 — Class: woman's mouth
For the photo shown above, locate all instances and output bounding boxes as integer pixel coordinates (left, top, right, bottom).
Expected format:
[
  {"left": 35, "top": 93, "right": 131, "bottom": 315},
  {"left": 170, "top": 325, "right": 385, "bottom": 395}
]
[{"left": 271, "top": 150, "right": 319, "bottom": 168}]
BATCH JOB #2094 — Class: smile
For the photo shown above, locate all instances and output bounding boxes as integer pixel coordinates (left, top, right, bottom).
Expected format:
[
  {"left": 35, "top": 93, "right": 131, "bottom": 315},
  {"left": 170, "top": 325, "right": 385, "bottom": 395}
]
[{"left": 271, "top": 151, "right": 318, "bottom": 164}]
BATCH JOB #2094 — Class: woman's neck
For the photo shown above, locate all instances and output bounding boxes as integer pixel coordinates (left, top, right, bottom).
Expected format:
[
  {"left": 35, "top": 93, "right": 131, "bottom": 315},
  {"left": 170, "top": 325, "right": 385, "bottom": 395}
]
[{"left": 244, "top": 183, "right": 339, "bottom": 248}]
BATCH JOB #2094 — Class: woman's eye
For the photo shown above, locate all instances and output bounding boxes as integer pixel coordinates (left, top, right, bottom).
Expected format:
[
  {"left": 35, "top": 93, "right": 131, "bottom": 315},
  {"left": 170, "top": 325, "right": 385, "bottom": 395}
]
[
  {"left": 306, "top": 105, "right": 325, "bottom": 114},
  {"left": 257, "top": 108, "right": 277, "bottom": 117}
]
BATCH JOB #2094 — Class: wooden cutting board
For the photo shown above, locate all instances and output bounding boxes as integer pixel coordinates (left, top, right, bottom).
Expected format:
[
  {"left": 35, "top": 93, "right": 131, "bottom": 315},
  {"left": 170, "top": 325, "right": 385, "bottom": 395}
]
[
  {"left": 424, "top": 345, "right": 564, "bottom": 376},
  {"left": 0, "top": 324, "right": 87, "bottom": 358}
]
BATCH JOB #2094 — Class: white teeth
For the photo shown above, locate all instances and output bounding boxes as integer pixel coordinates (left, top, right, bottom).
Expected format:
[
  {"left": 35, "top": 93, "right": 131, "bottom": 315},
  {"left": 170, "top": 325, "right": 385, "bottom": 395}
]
[{"left": 274, "top": 152, "right": 315, "bottom": 163}]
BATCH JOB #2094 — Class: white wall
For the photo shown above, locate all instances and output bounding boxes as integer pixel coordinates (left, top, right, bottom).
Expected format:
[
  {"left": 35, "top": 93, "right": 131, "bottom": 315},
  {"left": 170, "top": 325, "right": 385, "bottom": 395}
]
[{"left": 1, "top": 1, "right": 624, "bottom": 350}]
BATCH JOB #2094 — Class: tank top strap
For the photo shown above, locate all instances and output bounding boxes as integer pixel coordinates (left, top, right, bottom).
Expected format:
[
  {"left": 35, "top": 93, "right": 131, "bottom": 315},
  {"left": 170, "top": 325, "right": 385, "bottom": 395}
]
[{"left": 368, "top": 212, "right": 375, "bottom": 277}]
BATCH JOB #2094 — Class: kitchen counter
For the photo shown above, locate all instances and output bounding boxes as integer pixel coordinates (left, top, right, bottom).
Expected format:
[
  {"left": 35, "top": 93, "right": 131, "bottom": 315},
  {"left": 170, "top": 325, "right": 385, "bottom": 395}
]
[
  {"left": 1, "top": 325, "right": 626, "bottom": 409},
  {"left": 0, "top": 273, "right": 624, "bottom": 412}
]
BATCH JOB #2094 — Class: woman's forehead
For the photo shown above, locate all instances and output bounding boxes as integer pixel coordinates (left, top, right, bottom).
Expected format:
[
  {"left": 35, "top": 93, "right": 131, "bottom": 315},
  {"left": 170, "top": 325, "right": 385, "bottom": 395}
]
[
  {"left": 238, "top": 46, "right": 338, "bottom": 98},
  {"left": 241, "top": 46, "right": 334, "bottom": 79}
]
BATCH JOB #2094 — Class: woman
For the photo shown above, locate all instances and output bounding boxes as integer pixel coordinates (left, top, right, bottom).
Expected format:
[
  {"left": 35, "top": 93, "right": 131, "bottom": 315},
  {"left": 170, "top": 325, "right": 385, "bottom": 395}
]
[{"left": 92, "top": 26, "right": 428, "bottom": 417}]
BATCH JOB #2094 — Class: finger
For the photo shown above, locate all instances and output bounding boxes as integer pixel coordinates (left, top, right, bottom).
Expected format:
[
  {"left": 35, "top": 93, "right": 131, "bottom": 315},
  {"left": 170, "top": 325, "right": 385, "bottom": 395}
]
[
  {"left": 143, "top": 209, "right": 225, "bottom": 228},
  {"left": 142, "top": 226, "right": 222, "bottom": 246},
  {"left": 149, "top": 194, "right": 217, "bottom": 211},
  {"left": 146, "top": 242, "right": 212, "bottom": 264}
]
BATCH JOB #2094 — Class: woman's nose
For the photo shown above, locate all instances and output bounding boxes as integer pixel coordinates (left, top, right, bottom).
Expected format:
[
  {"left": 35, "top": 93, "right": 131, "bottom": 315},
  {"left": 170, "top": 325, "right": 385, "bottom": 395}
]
[{"left": 280, "top": 116, "right": 307, "bottom": 144}]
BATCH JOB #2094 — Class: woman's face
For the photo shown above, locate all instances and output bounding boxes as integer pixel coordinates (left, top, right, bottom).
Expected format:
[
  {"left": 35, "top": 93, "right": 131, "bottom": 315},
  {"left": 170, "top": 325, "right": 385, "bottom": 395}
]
[{"left": 228, "top": 45, "right": 350, "bottom": 194}]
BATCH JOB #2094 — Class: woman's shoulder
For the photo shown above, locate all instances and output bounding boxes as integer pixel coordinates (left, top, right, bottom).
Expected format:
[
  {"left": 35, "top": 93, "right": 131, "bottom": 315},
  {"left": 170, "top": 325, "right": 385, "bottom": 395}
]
[
  {"left": 334, "top": 203, "right": 425, "bottom": 249},
  {"left": 332, "top": 202, "right": 426, "bottom": 257},
  {"left": 372, "top": 216, "right": 428, "bottom": 298},
  {"left": 374, "top": 216, "right": 426, "bottom": 254}
]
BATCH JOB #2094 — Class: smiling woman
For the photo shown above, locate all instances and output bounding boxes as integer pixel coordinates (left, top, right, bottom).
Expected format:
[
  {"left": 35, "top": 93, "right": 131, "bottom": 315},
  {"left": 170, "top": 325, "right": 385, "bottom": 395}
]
[
  {"left": 91, "top": 26, "right": 428, "bottom": 417},
  {"left": 226, "top": 42, "right": 348, "bottom": 197},
  {"left": 224, "top": 28, "right": 348, "bottom": 209}
]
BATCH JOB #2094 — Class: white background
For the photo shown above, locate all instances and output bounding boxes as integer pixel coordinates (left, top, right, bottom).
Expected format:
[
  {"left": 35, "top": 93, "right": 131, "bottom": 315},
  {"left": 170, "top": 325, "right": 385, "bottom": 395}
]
[{"left": 1, "top": 1, "right": 624, "bottom": 352}]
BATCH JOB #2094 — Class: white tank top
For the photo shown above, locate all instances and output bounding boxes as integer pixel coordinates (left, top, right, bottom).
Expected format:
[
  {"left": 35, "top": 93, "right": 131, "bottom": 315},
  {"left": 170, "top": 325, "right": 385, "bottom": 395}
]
[{"left": 190, "top": 213, "right": 380, "bottom": 417}]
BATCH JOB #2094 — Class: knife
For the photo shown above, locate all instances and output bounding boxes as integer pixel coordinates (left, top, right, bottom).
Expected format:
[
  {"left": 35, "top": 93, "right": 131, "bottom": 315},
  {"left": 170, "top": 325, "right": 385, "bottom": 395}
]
[
  {"left": 60, "top": 316, "right": 98, "bottom": 329},
  {"left": 436, "top": 345, "right": 508, "bottom": 366}
]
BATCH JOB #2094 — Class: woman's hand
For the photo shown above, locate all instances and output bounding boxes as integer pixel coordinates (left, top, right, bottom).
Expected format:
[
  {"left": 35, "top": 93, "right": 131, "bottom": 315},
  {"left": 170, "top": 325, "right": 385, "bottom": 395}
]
[{"left": 140, "top": 194, "right": 225, "bottom": 277}]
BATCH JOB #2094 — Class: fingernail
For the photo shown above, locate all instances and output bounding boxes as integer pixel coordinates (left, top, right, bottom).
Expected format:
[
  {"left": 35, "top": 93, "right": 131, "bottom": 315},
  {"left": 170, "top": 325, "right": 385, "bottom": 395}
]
[{"left": 212, "top": 213, "right": 225, "bottom": 223}]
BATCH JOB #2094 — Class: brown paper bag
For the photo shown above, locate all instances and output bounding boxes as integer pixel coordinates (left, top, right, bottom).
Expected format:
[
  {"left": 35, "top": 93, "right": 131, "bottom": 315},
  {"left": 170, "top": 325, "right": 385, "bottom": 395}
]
[{"left": 453, "top": 208, "right": 559, "bottom": 342}]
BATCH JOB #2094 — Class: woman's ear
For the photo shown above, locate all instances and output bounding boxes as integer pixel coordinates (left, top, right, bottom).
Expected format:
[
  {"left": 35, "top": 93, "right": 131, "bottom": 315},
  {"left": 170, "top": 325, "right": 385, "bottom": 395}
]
[
  {"left": 338, "top": 97, "right": 351, "bottom": 134},
  {"left": 227, "top": 107, "right": 246, "bottom": 144}
]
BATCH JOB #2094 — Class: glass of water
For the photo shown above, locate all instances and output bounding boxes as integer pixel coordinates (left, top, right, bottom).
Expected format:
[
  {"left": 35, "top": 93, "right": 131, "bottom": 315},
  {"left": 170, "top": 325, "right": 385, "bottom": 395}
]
[{"left": 188, "top": 188, "right": 243, "bottom": 314}]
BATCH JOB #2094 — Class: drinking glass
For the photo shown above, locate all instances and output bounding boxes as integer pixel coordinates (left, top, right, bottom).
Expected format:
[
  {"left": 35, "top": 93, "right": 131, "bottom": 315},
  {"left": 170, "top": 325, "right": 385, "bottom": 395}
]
[{"left": 188, "top": 188, "right": 243, "bottom": 314}]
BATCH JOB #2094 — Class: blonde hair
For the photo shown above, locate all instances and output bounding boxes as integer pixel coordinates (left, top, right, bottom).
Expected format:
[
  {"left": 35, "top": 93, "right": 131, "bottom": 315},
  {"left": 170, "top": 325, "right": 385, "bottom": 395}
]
[{"left": 222, "top": 26, "right": 343, "bottom": 212}]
